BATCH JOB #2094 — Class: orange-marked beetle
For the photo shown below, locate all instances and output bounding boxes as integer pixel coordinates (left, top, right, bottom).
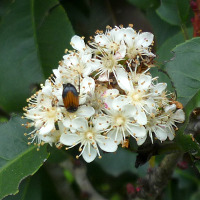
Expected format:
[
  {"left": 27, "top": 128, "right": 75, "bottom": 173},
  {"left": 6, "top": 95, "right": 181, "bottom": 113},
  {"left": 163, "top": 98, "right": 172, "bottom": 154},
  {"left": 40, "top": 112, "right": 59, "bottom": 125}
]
[{"left": 62, "top": 83, "right": 79, "bottom": 113}]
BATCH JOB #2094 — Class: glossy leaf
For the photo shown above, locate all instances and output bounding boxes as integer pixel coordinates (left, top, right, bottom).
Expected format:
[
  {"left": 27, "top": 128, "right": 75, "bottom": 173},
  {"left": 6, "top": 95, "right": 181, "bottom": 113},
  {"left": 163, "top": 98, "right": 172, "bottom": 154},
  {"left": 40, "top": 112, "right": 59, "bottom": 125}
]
[
  {"left": 146, "top": 9, "right": 180, "bottom": 47},
  {"left": 157, "top": 29, "right": 192, "bottom": 63},
  {"left": 0, "top": 0, "right": 74, "bottom": 112},
  {"left": 34, "top": 0, "right": 74, "bottom": 78},
  {"left": 0, "top": 116, "right": 49, "bottom": 199},
  {"left": 166, "top": 38, "right": 200, "bottom": 156},
  {"left": 166, "top": 38, "right": 200, "bottom": 106},
  {"left": 0, "top": 0, "right": 44, "bottom": 112},
  {"left": 127, "top": 0, "right": 158, "bottom": 10},
  {"left": 3, "top": 175, "right": 42, "bottom": 200},
  {"left": 156, "top": 0, "right": 190, "bottom": 26},
  {"left": 95, "top": 147, "right": 148, "bottom": 177}
]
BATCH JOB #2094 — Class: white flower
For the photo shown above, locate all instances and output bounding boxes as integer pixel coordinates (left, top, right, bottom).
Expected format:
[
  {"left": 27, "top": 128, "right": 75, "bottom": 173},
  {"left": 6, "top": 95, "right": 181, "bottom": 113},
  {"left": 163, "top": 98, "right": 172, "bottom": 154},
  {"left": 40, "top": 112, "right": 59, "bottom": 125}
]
[
  {"left": 53, "top": 53, "right": 95, "bottom": 84},
  {"left": 162, "top": 104, "right": 185, "bottom": 140},
  {"left": 60, "top": 117, "right": 118, "bottom": 163},
  {"left": 89, "top": 27, "right": 127, "bottom": 82},
  {"left": 103, "top": 96, "right": 146, "bottom": 144},
  {"left": 62, "top": 105, "right": 95, "bottom": 129},
  {"left": 137, "top": 114, "right": 168, "bottom": 145},
  {"left": 24, "top": 81, "right": 62, "bottom": 136},
  {"left": 37, "top": 130, "right": 61, "bottom": 146},
  {"left": 116, "top": 68, "right": 156, "bottom": 125},
  {"left": 123, "top": 27, "right": 155, "bottom": 60},
  {"left": 94, "top": 26, "right": 126, "bottom": 56},
  {"left": 85, "top": 83, "right": 108, "bottom": 114},
  {"left": 137, "top": 104, "right": 185, "bottom": 145}
]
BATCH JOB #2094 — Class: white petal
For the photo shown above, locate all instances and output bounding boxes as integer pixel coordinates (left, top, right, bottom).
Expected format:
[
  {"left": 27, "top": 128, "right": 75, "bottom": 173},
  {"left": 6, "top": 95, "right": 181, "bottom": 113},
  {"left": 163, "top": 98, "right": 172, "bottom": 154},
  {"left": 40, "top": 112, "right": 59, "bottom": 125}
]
[
  {"left": 137, "top": 136, "right": 147, "bottom": 146},
  {"left": 76, "top": 105, "right": 95, "bottom": 118},
  {"left": 93, "top": 116, "right": 111, "bottom": 132},
  {"left": 127, "top": 124, "right": 146, "bottom": 138},
  {"left": 112, "top": 95, "right": 131, "bottom": 110},
  {"left": 145, "top": 98, "right": 156, "bottom": 113},
  {"left": 72, "top": 117, "right": 88, "bottom": 131},
  {"left": 123, "top": 27, "right": 137, "bottom": 46},
  {"left": 115, "top": 41, "right": 126, "bottom": 59},
  {"left": 82, "top": 144, "right": 97, "bottom": 163},
  {"left": 123, "top": 104, "right": 137, "bottom": 118},
  {"left": 165, "top": 104, "right": 176, "bottom": 113},
  {"left": 81, "top": 53, "right": 91, "bottom": 64},
  {"left": 60, "top": 132, "right": 80, "bottom": 146},
  {"left": 103, "top": 89, "right": 119, "bottom": 98},
  {"left": 42, "top": 85, "right": 52, "bottom": 96},
  {"left": 62, "top": 118, "right": 71, "bottom": 128},
  {"left": 58, "top": 121, "right": 66, "bottom": 133},
  {"left": 115, "top": 67, "right": 132, "bottom": 92},
  {"left": 98, "top": 72, "right": 110, "bottom": 82},
  {"left": 39, "top": 119, "right": 55, "bottom": 135},
  {"left": 166, "top": 128, "right": 175, "bottom": 140},
  {"left": 95, "top": 34, "right": 108, "bottom": 47},
  {"left": 53, "top": 69, "right": 60, "bottom": 78},
  {"left": 97, "top": 137, "right": 118, "bottom": 152},
  {"left": 107, "top": 129, "right": 123, "bottom": 144},
  {"left": 71, "top": 35, "right": 86, "bottom": 51},
  {"left": 81, "top": 76, "right": 95, "bottom": 94},
  {"left": 136, "top": 32, "right": 154, "bottom": 47},
  {"left": 173, "top": 109, "right": 185, "bottom": 123},
  {"left": 82, "top": 61, "right": 95, "bottom": 76},
  {"left": 79, "top": 95, "right": 87, "bottom": 105},
  {"left": 155, "top": 127, "right": 167, "bottom": 141},
  {"left": 113, "top": 28, "right": 125, "bottom": 42},
  {"left": 38, "top": 130, "right": 61, "bottom": 144},
  {"left": 135, "top": 106, "right": 147, "bottom": 125},
  {"left": 153, "top": 83, "right": 167, "bottom": 95},
  {"left": 138, "top": 75, "right": 152, "bottom": 90}
]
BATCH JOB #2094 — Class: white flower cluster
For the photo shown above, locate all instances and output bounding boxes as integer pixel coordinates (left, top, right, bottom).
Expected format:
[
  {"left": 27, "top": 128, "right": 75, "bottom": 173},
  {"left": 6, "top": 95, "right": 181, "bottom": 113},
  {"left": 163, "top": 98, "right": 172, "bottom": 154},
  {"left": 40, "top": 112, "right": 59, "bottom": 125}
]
[{"left": 23, "top": 25, "right": 185, "bottom": 163}]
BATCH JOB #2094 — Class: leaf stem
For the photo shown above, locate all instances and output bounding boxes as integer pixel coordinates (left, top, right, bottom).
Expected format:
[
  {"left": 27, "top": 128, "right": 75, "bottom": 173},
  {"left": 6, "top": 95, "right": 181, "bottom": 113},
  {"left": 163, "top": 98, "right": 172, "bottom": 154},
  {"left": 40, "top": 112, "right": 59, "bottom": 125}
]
[{"left": 181, "top": 24, "right": 189, "bottom": 41}]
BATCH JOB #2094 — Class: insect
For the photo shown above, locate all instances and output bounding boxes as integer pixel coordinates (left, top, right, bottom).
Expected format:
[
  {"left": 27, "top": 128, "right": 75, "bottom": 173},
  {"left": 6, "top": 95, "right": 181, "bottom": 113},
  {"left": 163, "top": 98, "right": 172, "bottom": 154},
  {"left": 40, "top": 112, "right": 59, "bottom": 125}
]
[{"left": 62, "top": 83, "right": 79, "bottom": 113}]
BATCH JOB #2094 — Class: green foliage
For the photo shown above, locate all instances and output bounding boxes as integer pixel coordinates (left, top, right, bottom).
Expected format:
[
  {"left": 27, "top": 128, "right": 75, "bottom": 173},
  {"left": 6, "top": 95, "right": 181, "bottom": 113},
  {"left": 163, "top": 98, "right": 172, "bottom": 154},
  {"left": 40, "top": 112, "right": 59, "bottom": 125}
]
[
  {"left": 166, "top": 38, "right": 200, "bottom": 106},
  {"left": 0, "top": 0, "right": 44, "bottom": 113},
  {"left": 0, "top": 0, "right": 200, "bottom": 199},
  {"left": 156, "top": 0, "right": 191, "bottom": 26},
  {"left": 0, "top": 116, "right": 49, "bottom": 199},
  {"left": 165, "top": 38, "right": 200, "bottom": 156},
  {"left": 95, "top": 147, "right": 148, "bottom": 177},
  {"left": 0, "top": 0, "right": 74, "bottom": 113}
]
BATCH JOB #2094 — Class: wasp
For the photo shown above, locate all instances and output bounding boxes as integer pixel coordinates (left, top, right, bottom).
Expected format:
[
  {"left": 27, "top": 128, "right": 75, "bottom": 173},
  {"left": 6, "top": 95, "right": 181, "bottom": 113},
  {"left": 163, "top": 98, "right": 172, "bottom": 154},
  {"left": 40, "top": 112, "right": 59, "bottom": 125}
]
[{"left": 62, "top": 83, "right": 79, "bottom": 113}]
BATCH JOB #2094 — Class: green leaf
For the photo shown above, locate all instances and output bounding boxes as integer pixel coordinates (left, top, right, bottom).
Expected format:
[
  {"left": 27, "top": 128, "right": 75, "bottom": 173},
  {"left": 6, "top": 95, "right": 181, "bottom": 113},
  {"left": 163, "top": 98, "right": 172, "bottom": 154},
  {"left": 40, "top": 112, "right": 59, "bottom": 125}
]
[
  {"left": 166, "top": 38, "right": 200, "bottom": 106},
  {"left": 156, "top": 0, "right": 190, "bottom": 26},
  {"left": 95, "top": 147, "right": 148, "bottom": 177},
  {"left": 3, "top": 175, "right": 42, "bottom": 200},
  {"left": 190, "top": 190, "right": 200, "bottom": 200},
  {"left": 166, "top": 38, "right": 200, "bottom": 156},
  {"left": 0, "top": 0, "right": 74, "bottom": 113},
  {"left": 146, "top": 9, "right": 180, "bottom": 47},
  {"left": 0, "top": 116, "right": 49, "bottom": 199},
  {"left": 127, "top": 0, "right": 158, "bottom": 10},
  {"left": 0, "top": 0, "right": 44, "bottom": 113},
  {"left": 156, "top": 28, "right": 193, "bottom": 64},
  {"left": 34, "top": 0, "right": 74, "bottom": 78}
]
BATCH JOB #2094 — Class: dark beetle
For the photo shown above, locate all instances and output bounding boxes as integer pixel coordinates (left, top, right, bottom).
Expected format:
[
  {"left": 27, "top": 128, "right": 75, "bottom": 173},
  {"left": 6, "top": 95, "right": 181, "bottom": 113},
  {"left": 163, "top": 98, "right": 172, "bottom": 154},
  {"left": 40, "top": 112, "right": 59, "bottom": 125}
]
[{"left": 62, "top": 83, "right": 79, "bottom": 113}]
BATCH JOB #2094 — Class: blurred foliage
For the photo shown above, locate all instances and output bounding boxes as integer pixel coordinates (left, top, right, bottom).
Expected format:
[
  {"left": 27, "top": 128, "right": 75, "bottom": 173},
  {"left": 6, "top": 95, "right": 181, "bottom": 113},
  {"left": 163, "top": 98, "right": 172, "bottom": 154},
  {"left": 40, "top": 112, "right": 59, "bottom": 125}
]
[{"left": 1, "top": 0, "right": 200, "bottom": 199}]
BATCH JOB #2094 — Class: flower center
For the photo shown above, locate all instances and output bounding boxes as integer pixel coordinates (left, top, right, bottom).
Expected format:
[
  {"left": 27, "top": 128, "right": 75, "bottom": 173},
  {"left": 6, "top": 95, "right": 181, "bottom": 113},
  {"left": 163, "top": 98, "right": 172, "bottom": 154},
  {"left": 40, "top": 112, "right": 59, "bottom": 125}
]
[
  {"left": 127, "top": 45, "right": 138, "bottom": 59},
  {"left": 102, "top": 54, "right": 117, "bottom": 71},
  {"left": 85, "top": 131, "right": 94, "bottom": 141},
  {"left": 130, "top": 90, "right": 144, "bottom": 103},
  {"left": 114, "top": 115, "right": 126, "bottom": 127},
  {"left": 47, "top": 107, "right": 57, "bottom": 118},
  {"left": 109, "top": 42, "right": 119, "bottom": 52}
]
